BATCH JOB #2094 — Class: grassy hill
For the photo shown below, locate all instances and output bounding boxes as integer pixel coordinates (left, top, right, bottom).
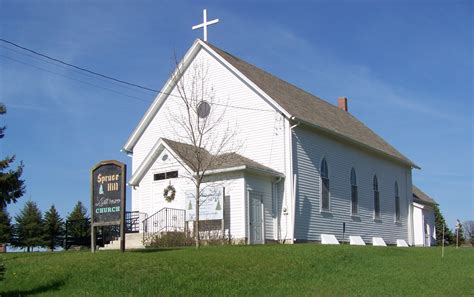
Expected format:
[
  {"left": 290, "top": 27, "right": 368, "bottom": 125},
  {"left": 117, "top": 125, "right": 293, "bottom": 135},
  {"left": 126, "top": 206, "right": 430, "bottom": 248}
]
[{"left": 1, "top": 244, "right": 473, "bottom": 296}]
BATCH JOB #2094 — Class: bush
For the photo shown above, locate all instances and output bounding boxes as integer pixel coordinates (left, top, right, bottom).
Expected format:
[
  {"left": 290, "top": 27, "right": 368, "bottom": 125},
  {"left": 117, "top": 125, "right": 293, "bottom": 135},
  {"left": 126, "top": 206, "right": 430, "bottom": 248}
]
[
  {"left": 149, "top": 231, "right": 194, "bottom": 248},
  {"left": 149, "top": 230, "right": 238, "bottom": 247}
]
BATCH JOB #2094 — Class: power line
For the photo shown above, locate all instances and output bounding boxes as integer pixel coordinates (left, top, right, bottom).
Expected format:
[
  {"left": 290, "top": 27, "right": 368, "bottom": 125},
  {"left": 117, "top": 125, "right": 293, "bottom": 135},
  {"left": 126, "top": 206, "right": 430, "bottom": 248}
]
[
  {"left": 0, "top": 38, "right": 159, "bottom": 93},
  {"left": 0, "top": 44, "right": 155, "bottom": 97},
  {"left": 0, "top": 54, "right": 153, "bottom": 103},
  {"left": 0, "top": 39, "right": 276, "bottom": 113}
]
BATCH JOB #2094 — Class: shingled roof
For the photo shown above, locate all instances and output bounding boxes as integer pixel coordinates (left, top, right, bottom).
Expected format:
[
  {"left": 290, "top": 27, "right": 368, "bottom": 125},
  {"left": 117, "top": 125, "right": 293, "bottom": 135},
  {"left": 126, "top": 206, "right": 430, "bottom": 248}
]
[
  {"left": 412, "top": 185, "right": 437, "bottom": 205},
  {"left": 206, "top": 42, "right": 417, "bottom": 168},
  {"left": 163, "top": 138, "right": 283, "bottom": 176}
]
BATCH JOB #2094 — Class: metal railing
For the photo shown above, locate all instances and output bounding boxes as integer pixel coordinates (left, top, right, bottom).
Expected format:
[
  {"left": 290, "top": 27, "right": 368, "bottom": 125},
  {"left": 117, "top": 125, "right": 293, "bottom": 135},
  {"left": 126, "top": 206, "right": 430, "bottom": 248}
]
[
  {"left": 142, "top": 207, "right": 186, "bottom": 244},
  {"left": 125, "top": 211, "right": 147, "bottom": 233}
]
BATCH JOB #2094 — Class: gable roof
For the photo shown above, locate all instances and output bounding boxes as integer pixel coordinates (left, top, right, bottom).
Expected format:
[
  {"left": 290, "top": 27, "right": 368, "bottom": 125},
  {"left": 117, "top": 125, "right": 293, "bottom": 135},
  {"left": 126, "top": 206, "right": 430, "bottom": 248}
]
[
  {"left": 412, "top": 185, "right": 437, "bottom": 205},
  {"left": 123, "top": 39, "right": 417, "bottom": 168},
  {"left": 129, "top": 138, "right": 283, "bottom": 186},
  {"left": 206, "top": 43, "right": 417, "bottom": 168}
]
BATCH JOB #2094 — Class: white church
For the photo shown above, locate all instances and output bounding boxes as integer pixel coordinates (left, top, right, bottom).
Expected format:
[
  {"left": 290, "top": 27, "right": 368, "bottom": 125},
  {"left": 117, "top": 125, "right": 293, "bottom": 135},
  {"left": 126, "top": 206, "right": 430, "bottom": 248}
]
[{"left": 121, "top": 20, "right": 437, "bottom": 247}]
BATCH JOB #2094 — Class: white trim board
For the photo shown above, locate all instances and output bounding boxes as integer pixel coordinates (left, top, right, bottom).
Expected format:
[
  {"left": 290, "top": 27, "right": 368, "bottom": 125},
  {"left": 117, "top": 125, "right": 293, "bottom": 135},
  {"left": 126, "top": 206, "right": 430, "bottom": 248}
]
[
  {"left": 321, "top": 234, "right": 340, "bottom": 245},
  {"left": 372, "top": 237, "right": 387, "bottom": 247},
  {"left": 349, "top": 236, "right": 366, "bottom": 246},
  {"left": 396, "top": 239, "right": 409, "bottom": 247}
]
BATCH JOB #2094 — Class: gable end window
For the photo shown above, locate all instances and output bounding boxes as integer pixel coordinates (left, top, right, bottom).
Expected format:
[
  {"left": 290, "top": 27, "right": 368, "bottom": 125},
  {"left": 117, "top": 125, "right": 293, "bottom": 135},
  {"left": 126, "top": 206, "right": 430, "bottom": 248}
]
[
  {"left": 394, "top": 181, "right": 400, "bottom": 222},
  {"left": 373, "top": 175, "right": 380, "bottom": 219},
  {"left": 153, "top": 170, "right": 178, "bottom": 181},
  {"left": 320, "top": 158, "right": 330, "bottom": 212},
  {"left": 350, "top": 168, "right": 358, "bottom": 216}
]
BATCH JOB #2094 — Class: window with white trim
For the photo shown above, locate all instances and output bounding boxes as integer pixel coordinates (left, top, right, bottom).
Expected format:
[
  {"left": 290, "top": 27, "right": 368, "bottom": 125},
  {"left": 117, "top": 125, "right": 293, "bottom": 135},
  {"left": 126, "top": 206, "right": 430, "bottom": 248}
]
[
  {"left": 350, "top": 168, "right": 358, "bottom": 216},
  {"left": 373, "top": 175, "right": 380, "bottom": 219},
  {"left": 394, "top": 181, "right": 400, "bottom": 222},
  {"left": 320, "top": 158, "right": 330, "bottom": 211},
  {"left": 153, "top": 170, "right": 178, "bottom": 181}
]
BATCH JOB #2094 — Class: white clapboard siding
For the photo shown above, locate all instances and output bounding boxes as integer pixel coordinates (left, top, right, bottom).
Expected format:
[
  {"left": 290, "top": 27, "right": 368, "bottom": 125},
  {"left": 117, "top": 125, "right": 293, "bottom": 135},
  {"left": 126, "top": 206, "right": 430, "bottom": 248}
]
[
  {"left": 293, "top": 126, "right": 410, "bottom": 245},
  {"left": 132, "top": 48, "right": 285, "bottom": 176},
  {"left": 135, "top": 148, "right": 246, "bottom": 239},
  {"left": 245, "top": 174, "right": 275, "bottom": 241},
  {"left": 130, "top": 47, "right": 288, "bottom": 241}
]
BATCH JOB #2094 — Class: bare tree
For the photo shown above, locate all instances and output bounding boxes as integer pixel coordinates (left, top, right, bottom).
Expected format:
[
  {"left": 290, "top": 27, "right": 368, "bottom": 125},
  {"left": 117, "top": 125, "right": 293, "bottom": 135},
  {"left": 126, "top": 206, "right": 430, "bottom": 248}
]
[
  {"left": 463, "top": 220, "right": 474, "bottom": 246},
  {"left": 166, "top": 57, "right": 239, "bottom": 248}
]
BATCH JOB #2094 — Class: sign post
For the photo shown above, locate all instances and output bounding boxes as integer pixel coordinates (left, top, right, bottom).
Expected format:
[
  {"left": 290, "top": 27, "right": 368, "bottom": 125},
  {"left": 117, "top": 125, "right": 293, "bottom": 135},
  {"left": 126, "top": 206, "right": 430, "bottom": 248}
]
[{"left": 91, "top": 160, "right": 126, "bottom": 253}]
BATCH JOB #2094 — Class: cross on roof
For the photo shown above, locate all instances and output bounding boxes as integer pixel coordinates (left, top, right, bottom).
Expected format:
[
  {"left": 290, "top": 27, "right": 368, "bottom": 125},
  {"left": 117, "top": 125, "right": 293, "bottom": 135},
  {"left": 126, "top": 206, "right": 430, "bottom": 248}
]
[{"left": 192, "top": 9, "right": 219, "bottom": 42}]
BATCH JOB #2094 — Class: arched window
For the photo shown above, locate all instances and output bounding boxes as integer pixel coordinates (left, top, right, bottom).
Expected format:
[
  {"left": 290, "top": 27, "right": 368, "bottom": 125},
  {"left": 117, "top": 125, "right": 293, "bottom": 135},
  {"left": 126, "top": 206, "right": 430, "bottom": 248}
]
[
  {"left": 350, "top": 168, "right": 358, "bottom": 215},
  {"left": 373, "top": 175, "right": 380, "bottom": 219},
  {"left": 321, "top": 158, "right": 330, "bottom": 211},
  {"left": 394, "top": 181, "right": 400, "bottom": 222}
]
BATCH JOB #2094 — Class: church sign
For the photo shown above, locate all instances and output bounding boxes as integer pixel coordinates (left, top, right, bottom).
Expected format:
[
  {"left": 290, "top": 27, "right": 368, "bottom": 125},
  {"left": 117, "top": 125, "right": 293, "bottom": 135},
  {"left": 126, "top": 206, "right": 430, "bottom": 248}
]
[
  {"left": 185, "top": 187, "right": 223, "bottom": 221},
  {"left": 90, "top": 160, "right": 126, "bottom": 252}
]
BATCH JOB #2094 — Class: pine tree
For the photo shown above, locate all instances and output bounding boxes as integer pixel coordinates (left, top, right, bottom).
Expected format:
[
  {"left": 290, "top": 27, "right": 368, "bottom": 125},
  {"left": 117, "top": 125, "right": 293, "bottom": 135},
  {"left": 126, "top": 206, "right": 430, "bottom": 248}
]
[
  {"left": 0, "top": 103, "right": 25, "bottom": 208},
  {"left": 66, "top": 201, "right": 90, "bottom": 239},
  {"left": 43, "top": 205, "right": 64, "bottom": 251},
  {"left": 13, "top": 200, "right": 44, "bottom": 252},
  {"left": 433, "top": 204, "right": 454, "bottom": 245},
  {"left": 0, "top": 208, "right": 12, "bottom": 243}
]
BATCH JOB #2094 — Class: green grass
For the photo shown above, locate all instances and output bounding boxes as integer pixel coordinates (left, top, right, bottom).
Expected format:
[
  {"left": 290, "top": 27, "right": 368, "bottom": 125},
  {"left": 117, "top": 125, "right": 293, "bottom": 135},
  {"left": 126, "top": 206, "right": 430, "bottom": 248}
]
[{"left": 1, "top": 245, "right": 473, "bottom": 296}]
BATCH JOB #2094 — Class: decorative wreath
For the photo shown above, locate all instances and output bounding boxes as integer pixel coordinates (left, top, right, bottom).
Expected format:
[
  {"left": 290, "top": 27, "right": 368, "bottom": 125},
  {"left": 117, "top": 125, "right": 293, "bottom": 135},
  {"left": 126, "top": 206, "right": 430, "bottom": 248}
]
[{"left": 163, "top": 185, "right": 176, "bottom": 202}]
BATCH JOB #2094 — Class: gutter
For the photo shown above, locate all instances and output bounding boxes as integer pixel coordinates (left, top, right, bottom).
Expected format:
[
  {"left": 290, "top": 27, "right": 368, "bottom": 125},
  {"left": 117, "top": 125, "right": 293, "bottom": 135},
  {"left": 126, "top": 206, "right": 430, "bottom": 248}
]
[
  {"left": 291, "top": 117, "right": 420, "bottom": 170},
  {"left": 288, "top": 118, "right": 300, "bottom": 243}
]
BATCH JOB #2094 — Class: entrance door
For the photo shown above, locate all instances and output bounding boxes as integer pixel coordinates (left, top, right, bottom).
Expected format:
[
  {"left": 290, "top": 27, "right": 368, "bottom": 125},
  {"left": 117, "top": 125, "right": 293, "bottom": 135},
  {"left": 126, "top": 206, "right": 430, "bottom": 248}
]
[
  {"left": 424, "top": 223, "right": 430, "bottom": 247},
  {"left": 249, "top": 192, "right": 264, "bottom": 244}
]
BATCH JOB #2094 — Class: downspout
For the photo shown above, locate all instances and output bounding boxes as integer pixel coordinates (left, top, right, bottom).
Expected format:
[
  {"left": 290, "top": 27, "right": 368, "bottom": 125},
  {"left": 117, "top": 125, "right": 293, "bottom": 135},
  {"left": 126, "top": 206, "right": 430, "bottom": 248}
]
[
  {"left": 272, "top": 176, "right": 283, "bottom": 241},
  {"left": 289, "top": 117, "right": 301, "bottom": 243}
]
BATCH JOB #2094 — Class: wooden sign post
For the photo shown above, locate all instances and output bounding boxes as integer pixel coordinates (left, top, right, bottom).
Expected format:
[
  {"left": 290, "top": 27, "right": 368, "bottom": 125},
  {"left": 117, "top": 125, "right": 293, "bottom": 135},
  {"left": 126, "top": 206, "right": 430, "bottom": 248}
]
[{"left": 91, "top": 160, "right": 126, "bottom": 253}]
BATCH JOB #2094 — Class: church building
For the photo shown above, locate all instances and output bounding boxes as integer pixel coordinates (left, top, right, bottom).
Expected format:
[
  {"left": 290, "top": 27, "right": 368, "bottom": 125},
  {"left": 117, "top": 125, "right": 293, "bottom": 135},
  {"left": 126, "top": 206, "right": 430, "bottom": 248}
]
[{"left": 122, "top": 39, "right": 424, "bottom": 246}]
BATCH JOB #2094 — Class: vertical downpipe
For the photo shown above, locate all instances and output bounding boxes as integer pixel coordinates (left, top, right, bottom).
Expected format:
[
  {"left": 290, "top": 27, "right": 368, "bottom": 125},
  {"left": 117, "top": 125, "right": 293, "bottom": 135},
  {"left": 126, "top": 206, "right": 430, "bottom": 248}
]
[{"left": 289, "top": 118, "right": 301, "bottom": 243}]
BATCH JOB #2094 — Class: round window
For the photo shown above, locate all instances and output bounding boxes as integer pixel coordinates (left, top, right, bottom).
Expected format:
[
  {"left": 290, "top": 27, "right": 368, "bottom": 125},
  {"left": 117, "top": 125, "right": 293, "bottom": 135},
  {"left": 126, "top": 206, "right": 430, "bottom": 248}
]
[{"left": 197, "top": 101, "right": 211, "bottom": 118}]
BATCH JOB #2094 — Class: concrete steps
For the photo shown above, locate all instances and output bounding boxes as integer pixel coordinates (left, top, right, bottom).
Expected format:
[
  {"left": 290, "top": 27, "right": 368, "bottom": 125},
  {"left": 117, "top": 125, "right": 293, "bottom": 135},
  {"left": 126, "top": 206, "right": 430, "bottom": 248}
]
[{"left": 100, "top": 233, "right": 145, "bottom": 250}]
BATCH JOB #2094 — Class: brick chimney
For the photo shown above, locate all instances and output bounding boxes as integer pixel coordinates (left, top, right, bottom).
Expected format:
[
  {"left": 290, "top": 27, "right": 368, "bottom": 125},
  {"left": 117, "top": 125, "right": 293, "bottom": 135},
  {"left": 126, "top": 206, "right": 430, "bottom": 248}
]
[{"left": 338, "top": 97, "right": 348, "bottom": 112}]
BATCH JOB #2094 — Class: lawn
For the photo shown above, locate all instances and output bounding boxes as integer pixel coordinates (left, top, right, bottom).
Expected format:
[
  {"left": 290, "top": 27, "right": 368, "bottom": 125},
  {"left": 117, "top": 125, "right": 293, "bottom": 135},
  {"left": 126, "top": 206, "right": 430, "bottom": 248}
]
[{"left": 1, "top": 244, "right": 473, "bottom": 296}]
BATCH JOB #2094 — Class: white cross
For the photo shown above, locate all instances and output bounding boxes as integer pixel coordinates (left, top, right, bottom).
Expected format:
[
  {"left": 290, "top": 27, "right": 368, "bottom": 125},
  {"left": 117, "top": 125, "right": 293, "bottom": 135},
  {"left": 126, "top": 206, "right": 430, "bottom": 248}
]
[{"left": 192, "top": 9, "right": 219, "bottom": 42}]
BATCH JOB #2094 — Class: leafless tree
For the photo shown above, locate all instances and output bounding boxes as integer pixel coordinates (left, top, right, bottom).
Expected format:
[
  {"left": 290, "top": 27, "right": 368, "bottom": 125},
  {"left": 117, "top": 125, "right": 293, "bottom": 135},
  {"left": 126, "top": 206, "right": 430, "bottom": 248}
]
[
  {"left": 166, "top": 56, "right": 239, "bottom": 248},
  {"left": 463, "top": 220, "right": 474, "bottom": 246}
]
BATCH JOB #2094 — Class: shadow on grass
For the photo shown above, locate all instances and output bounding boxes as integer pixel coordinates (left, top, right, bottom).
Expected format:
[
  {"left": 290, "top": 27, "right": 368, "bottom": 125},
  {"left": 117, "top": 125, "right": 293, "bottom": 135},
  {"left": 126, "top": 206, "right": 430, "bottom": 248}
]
[
  {"left": 129, "top": 247, "right": 181, "bottom": 253},
  {"left": 1, "top": 278, "right": 67, "bottom": 296}
]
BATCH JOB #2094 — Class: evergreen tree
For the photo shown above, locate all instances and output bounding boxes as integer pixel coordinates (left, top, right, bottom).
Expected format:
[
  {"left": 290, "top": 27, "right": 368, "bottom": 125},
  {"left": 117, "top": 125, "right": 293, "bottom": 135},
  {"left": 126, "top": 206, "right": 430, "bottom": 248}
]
[
  {"left": 0, "top": 208, "right": 12, "bottom": 243},
  {"left": 13, "top": 200, "right": 44, "bottom": 252},
  {"left": 43, "top": 205, "right": 64, "bottom": 251},
  {"left": 66, "top": 201, "right": 90, "bottom": 239},
  {"left": 0, "top": 103, "right": 25, "bottom": 208},
  {"left": 433, "top": 204, "right": 454, "bottom": 245},
  {"left": 0, "top": 209, "right": 12, "bottom": 244}
]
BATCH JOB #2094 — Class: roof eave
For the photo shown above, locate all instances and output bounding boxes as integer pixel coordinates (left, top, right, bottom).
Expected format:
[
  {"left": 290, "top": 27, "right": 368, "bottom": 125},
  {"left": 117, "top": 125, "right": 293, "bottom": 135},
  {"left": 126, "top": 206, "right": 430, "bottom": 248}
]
[
  {"left": 203, "top": 165, "right": 285, "bottom": 178},
  {"left": 291, "top": 117, "right": 420, "bottom": 169},
  {"left": 122, "top": 39, "right": 203, "bottom": 153},
  {"left": 201, "top": 41, "right": 292, "bottom": 119}
]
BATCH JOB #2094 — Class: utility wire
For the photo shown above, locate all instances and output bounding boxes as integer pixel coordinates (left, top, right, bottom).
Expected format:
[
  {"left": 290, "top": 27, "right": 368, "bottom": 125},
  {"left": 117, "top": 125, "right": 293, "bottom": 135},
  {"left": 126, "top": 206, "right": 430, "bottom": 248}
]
[
  {"left": 0, "top": 54, "right": 152, "bottom": 103},
  {"left": 0, "top": 38, "right": 159, "bottom": 93},
  {"left": 0, "top": 39, "right": 276, "bottom": 113},
  {"left": 0, "top": 44, "right": 155, "bottom": 97}
]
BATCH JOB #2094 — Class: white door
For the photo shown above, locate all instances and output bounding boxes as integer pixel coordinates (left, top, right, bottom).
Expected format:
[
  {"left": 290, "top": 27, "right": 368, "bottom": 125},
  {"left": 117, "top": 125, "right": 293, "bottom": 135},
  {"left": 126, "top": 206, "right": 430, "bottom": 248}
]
[
  {"left": 424, "top": 223, "right": 430, "bottom": 247},
  {"left": 249, "top": 192, "right": 264, "bottom": 244}
]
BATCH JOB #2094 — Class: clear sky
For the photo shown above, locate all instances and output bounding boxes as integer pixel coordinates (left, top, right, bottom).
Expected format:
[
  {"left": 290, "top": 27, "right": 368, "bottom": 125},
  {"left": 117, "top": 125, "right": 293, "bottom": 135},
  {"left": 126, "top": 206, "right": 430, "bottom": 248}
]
[{"left": 0, "top": 0, "right": 472, "bottom": 229}]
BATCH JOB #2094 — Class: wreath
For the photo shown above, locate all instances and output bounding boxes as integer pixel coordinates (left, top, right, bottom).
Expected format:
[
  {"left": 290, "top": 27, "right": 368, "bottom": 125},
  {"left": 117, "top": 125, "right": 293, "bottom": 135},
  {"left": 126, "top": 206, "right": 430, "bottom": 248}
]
[{"left": 163, "top": 185, "right": 176, "bottom": 202}]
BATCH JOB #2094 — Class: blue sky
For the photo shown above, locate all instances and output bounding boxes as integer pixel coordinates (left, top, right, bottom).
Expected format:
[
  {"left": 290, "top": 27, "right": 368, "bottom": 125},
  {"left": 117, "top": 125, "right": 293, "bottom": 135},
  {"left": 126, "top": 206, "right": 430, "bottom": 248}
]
[{"left": 0, "top": 0, "right": 472, "bottom": 229}]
